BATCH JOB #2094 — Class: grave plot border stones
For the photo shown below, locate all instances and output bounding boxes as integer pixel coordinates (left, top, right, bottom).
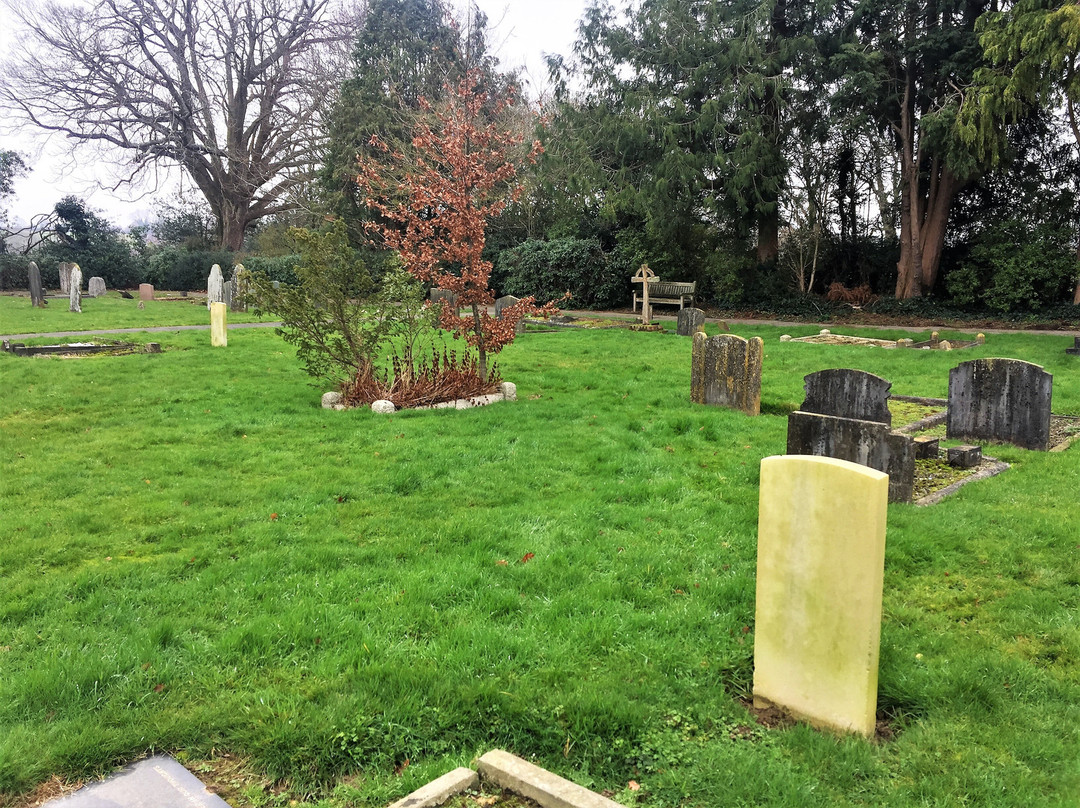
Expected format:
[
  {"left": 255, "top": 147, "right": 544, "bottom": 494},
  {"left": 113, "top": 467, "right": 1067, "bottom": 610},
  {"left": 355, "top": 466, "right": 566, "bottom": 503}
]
[
  {"left": 690, "top": 332, "right": 763, "bottom": 416},
  {"left": 947, "top": 358, "right": 1053, "bottom": 451},
  {"left": 754, "top": 455, "right": 889, "bottom": 738}
]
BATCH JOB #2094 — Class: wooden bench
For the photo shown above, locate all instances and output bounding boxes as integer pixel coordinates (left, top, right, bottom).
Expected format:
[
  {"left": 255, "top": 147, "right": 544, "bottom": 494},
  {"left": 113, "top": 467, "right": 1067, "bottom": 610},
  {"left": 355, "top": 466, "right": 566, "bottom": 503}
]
[{"left": 633, "top": 280, "right": 696, "bottom": 312}]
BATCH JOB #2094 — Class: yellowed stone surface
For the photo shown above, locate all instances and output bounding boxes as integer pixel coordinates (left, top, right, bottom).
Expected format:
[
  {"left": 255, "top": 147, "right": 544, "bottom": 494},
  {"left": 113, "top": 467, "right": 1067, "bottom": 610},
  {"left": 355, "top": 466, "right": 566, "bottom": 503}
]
[
  {"left": 753, "top": 455, "right": 888, "bottom": 736},
  {"left": 210, "top": 302, "right": 227, "bottom": 347}
]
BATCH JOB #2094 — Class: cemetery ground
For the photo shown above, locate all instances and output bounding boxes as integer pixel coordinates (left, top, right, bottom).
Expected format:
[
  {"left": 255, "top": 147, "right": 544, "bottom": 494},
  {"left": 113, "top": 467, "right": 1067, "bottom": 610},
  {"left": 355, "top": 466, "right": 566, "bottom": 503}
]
[{"left": 1, "top": 300, "right": 1078, "bottom": 808}]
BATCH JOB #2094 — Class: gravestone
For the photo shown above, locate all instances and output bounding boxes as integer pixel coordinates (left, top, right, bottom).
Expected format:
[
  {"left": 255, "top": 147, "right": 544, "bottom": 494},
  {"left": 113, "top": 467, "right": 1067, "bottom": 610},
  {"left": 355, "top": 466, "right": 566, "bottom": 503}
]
[
  {"left": 495, "top": 294, "right": 520, "bottom": 319},
  {"left": 947, "top": 358, "right": 1053, "bottom": 451},
  {"left": 139, "top": 283, "right": 154, "bottom": 301},
  {"left": 210, "top": 301, "right": 227, "bottom": 346},
  {"left": 28, "top": 261, "right": 44, "bottom": 307},
  {"left": 754, "top": 455, "right": 888, "bottom": 737},
  {"left": 801, "top": 368, "right": 892, "bottom": 426},
  {"left": 68, "top": 265, "right": 82, "bottom": 313},
  {"left": 207, "top": 263, "right": 225, "bottom": 309},
  {"left": 58, "top": 262, "right": 74, "bottom": 295},
  {"left": 40, "top": 754, "right": 232, "bottom": 808},
  {"left": 690, "top": 332, "right": 763, "bottom": 415},
  {"left": 223, "top": 279, "right": 235, "bottom": 309},
  {"left": 231, "top": 264, "right": 247, "bottom": 312},
  {"left": 787, "top": 411, "right": 914, "bottom": 502},
  {"left": 88, "top": 276, "right": 106, "bottom": 297},
  {"left": 676, "top": 307, "right": 706, "bottom": 336},
  {"left": 631, "top": 263, "right": 657, "bottom": 324},
  {"left": 429, "top": 288, "right": 458, "bottom": 309},
  {"left": 1066, "top": 337, "right": 1080, "bottom": 356}
]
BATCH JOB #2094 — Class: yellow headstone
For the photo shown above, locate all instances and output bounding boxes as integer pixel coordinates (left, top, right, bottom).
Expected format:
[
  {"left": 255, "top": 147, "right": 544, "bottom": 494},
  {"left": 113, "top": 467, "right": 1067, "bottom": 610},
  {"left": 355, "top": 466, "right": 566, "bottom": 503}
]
[
  {"left": 210, "top": 301, "right": 228, "bottom": 347},
  {"left": 753, "top": 455, "right": 888, "bottom": 736}
]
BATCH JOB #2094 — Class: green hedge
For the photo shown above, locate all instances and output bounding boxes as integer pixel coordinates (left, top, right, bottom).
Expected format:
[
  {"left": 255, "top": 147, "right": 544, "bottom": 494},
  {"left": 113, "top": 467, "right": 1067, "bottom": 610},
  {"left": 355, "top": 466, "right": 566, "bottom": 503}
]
[{"left": 495, "top": 238, "right": 628, "bottom": 310}]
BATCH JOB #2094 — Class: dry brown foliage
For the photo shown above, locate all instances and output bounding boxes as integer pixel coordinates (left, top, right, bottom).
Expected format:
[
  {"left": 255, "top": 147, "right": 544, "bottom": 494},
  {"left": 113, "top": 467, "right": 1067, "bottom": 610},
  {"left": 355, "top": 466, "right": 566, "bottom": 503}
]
[
  {"left": 343, "top": 346, "right": 498, "bottom": 410},
  {"left": 826, "top": 282, "right": 879, "bottom": 306}
]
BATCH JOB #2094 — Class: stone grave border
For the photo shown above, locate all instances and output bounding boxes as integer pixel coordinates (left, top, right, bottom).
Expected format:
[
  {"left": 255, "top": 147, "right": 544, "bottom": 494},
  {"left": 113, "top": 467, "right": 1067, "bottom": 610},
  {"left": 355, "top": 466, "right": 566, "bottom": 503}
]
[
  {"left": 2, "top": 340, "right": 161, "bottom": 357},
  {"left": 323, "top": 382, "right": 518, "bottom": 413},
  {"left": 388, "top": 749, "right": 621, "bottom": 808}
]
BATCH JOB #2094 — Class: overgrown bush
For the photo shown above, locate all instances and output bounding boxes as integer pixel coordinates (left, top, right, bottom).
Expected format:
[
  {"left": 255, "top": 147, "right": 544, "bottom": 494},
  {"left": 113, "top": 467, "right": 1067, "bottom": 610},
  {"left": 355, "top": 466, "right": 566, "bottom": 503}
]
[
  {"left": 0, "top": 254, "right": 34, "bottom": 291},
  {"left": 496, "top": 238, "right": 626, "bottom": 309},
  {"left": 240, "top": 254, "right": 300, "bottom": 286},
  {"left": 946, "top": 220, "right": 1077, "bottom": 311}
]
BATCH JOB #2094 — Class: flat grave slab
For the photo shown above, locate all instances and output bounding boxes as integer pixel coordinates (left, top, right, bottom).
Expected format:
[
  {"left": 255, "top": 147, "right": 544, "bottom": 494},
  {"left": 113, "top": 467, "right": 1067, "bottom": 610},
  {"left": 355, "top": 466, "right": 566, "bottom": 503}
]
[{"left": 42, "top": 755, "right": 233, "bottom": 808}]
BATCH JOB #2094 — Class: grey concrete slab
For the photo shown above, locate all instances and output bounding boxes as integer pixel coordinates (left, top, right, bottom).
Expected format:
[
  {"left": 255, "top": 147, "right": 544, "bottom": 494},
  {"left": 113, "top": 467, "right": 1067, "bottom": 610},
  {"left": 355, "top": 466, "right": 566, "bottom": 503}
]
[
  {"left": 42, "top": 755, "right": 232, "bottom": 808},
  {"left": 477, "top": 750, "right": 620, "bottom": 808}
]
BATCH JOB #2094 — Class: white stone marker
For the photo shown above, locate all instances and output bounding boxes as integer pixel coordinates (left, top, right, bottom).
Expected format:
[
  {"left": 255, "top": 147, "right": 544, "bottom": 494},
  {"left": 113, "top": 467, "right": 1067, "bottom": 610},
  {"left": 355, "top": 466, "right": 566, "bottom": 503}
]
[
  {"left": 68, "top": 264, "right": 83, "bottom": 313},
  {"left": 210, "top": 301, "right": 227, "bottom": 346},
  {"left": 753, "top": 454, "right": 888, "bottom": 737},
  {"left": 207, "top": 263, "right": 225, "bottom": 309}
]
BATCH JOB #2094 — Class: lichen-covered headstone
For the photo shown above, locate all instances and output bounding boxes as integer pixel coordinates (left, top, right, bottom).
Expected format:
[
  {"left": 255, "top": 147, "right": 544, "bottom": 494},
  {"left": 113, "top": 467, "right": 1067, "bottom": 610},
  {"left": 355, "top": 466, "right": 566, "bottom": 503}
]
[
  {"left": 676, "top": 307, "right": 706, "bottom": 336},
  {"left": 139, "top": 283, "right": 155, "bottom": 301},
  {"left": 58, "top": 262, "right": 74, "bottom": 295},
  {"left": 28, "top": 261, "right": 44, "bottom": 307},
  {"left": 495, "top": 294, "right": 520, "bottom": 319},
  {"left": 68, "top": 265, "right": 82, "bottom": 313},
  {"left": 690, "top": 332, "right": 763, "bottom": 415},
  {"left": 88, "top": 276, "right": 106, "bottom": 297},
  {"left": 947, "top": 358, "right": 1052, "bottom": 451},
  {"left": 801, "top": 369, "right": 892, "bottom": 426},
  {"left": 429, "top": 288, "right": 458, "bottom": 310},
  {"left": 231, "top": 264, "right": 247, "bottom": 312},
  {"left": 207, "top": 264, "right": 225, "bottom": 309},
  {"left": 754, "top": 455, "right": 888, "bottom": 737},
  {"left": 210, "top": 301, "right": 227, "bottom": 346}
]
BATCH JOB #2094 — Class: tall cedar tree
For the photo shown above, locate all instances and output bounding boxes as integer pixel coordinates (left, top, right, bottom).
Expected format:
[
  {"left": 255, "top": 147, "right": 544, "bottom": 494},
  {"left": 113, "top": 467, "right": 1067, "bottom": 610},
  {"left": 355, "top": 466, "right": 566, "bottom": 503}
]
[{"left": 357, "top": 72, "right": 551, "bottom": 379}]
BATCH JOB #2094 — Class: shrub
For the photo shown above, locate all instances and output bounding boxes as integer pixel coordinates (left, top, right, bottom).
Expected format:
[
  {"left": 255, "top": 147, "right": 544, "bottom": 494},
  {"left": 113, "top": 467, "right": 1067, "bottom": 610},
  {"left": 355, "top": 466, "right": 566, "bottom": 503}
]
[
  {"left": 146, "top": 248, "right": 236, "bottom": 291},
  {"left": 0, "top": 254, "right": 34, "bottom": 291},
  {"left": 496, "top": 238, "right": 625, "bottom": 309},
  {"left": 240, "top": 254, "right": 300, "bottom": 286}
]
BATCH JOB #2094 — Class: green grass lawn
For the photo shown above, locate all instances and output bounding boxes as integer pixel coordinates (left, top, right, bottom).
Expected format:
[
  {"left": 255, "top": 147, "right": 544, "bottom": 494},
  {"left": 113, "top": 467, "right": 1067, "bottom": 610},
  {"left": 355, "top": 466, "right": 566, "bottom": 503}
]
[
  {"left": 0, "top": 293, "right": 271, "bottom": 335},
  {"left": 1, "top": 317, "right": 1078, "bottom": 807}
]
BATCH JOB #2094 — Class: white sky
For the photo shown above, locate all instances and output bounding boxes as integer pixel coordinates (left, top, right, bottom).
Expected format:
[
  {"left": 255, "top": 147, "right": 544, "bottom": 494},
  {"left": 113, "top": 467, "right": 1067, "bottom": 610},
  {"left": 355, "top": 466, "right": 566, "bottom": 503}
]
[{"left": 0, "top": 0, "right": 589, "bottom": 228}]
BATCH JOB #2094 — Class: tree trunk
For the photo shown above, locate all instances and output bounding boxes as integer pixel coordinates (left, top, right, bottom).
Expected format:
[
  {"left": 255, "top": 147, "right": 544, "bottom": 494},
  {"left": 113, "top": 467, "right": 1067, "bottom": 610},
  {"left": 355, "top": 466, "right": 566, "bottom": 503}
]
[
  {"left": 220, "top": 203, "right": 249, "bottom": 251},
  {"left": 471, "top": 302, "right": 488, "bottom": 380},
  {"left": 895, "top": 70, "right": 924, "bottom": 299},
  {"left": 1074, "top": 244, "right": 1080, "bottom": 305},
  {"left": 757, "top": 207, "right": 780, "bottom": 265}
]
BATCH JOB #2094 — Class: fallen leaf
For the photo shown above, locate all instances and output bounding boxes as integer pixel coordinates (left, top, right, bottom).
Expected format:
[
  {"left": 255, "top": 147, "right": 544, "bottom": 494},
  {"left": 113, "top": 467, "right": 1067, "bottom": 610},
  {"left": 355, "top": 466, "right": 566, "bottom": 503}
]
[
  {"left": 270, "top": 513, "right": 278, "bottom": 521},
  {"left": 475, "top": 796, "right": 497, "bottom": 807},
  {"left": 520, "top": 552, "right": 535, "bottom": 564},
  {"left": 496, "top": 559, "right": 508, "bottom": 566},
  {"left": 628, "top": 781, "right": 640, "bottom": 791},
  {"left": 153, "top": 683, "right": 165, "bottom": 692}
]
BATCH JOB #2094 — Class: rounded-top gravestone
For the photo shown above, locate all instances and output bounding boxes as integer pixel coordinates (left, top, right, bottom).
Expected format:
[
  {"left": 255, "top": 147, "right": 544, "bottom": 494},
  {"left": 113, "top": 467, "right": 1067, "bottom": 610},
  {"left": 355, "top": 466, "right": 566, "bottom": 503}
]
[
  {"left": 676, "top": 307, "right": 706, "bottom": 336},
  {"left": 68, "top": 264, "right": 83, "bottom": 313},
  {"left": 88, "top": 276, "right": 106, "bottom": 297},
  {"left": 207, "top": 264, "right": 225, "bottom": 309}
]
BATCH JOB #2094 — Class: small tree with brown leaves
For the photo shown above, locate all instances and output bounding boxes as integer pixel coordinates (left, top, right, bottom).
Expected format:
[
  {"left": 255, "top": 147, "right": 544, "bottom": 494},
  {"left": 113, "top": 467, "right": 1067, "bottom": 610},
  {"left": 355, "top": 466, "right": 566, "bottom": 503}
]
[{"left": 357, "top": 70, "right": 556, "bottom": 380}]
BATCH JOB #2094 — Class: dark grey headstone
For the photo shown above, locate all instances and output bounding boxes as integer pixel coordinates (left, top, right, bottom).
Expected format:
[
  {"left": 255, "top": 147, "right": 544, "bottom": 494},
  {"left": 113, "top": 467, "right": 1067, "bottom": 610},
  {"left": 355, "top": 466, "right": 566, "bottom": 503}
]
[
  {"left": 676, "top": 307, "right": 706, "bottom": 336},
  {"left": 787, "top": 410, "right": 914, "bottom": 503},
  {"left": 1066, "top": 337, "right": 1080, "bottom": 356},
  {"left": 88, "top": 276, "right": 106, "bottom": 297},
  {"left": 801, "top": 369, "right": 892, "bottom": 426},
  {"left": 429, "top": 288, "right": 458, "bottom": 309},
  {"left": 495, "top": 294, "right": 520, "bottom": 319},
  {"left": 223, "top": 279, "right": 235, "bottom": 309},
  {"left": 41, "top": 755, "right": 233, "bottom": 808},
  {"left": 947, "top": 358, "right": 1052, "bottom": 451},
  {"left": 230, "top": 264, "right": 247, "bottom": 312},
  {"left": 29, "top": 261, "right": 44, "bottom": 307}
]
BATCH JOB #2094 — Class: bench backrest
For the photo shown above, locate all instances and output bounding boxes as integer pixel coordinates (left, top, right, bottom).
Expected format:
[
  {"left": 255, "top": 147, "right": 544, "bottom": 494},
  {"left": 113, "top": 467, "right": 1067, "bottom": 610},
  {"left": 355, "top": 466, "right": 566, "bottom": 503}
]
[{"left": 647, "top": 281, "right": 696, "bottom": 296}]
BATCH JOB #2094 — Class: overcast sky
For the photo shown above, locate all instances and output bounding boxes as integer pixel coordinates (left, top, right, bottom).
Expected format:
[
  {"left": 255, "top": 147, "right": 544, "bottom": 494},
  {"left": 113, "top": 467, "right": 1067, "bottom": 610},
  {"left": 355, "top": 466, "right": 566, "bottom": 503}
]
[{"left": 0, "top": 0, "right": 590, "bottom": 228}]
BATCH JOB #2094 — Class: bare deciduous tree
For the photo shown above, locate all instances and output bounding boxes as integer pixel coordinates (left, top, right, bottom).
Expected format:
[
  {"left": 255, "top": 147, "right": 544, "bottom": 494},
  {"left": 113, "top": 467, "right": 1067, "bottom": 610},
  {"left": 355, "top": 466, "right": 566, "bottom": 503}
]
[{"left": 1, "top": 0, "right": 357, "bottom": 249}]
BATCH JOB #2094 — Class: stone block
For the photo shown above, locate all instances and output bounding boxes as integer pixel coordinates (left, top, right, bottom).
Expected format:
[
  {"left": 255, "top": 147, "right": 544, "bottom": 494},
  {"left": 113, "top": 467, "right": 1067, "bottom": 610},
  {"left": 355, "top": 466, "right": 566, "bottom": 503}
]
[
  {"left": 676, "top": 307, "right": 706, "bottom": 336},
  {"left": 690, "top": 332, "right": 763, "bottom": 416},
  {"left": 913, "top": 436, "right": 939, "bottom": 459},
  {"left": 787, "top": 411, "right": 913, "bottom": 502},
  {"left": 947, "top": 444, "right": 982, "bottom": 468},
  {"left": 947, "top": 358, "right": 1052, "bottom": 450},
  {"left": 88, "top": 276, "right": 106, "bottom": 297},
  {"left": 754, "top": 455, "right": 888, "bottom": 737},
  {"left": 139, "top": 283, "right": 155, "bottom": 301},
  {"left": 210, "top": 301, "right": 227, "bottom": 347},
  {"left": 477, "top": 749, "right": 622, "bottom": 808},
  {"left": 801, "top": 368, "right": 892, "bottom": 425},
  {"left": 146, "top": 343, "right": 162, "bottom": 353},
  {"left": 1066, "top": 337, "right": 1080, "bottom": 356},
  {"left": 499, "top": 381, "right": 517, "bottom": 401},
  {"left": 40, "top": 754, "right": 231, "bottom": 808},
  {"left": 387, "top": 767, "right": 478, "bottom": 808}
]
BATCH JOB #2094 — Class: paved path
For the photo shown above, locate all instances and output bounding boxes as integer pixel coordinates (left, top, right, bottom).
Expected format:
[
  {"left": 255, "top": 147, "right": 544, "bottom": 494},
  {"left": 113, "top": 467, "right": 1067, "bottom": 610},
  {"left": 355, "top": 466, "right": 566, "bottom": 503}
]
[{"left": 3, "top": 311, "right": 1077, "bottom": 341}]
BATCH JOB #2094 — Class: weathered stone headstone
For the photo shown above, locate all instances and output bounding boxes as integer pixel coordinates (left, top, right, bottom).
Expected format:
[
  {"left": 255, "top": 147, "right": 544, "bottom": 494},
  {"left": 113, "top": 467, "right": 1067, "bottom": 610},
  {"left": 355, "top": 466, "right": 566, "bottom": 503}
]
[
  {"left": 231, "top": 264, "right": 247, "bottom": 312},
  {"left": 754, "top": 455, "right": 888, "bottom": 737},
  {"left": 139, "top": 283, "right": 154, "bottom": 301},
  {"left": 210, "top": 301, "right": 227, "bottom": 347},
  {"left": 429, "top": 288, "right": 458, "bottom": 310},
  {"left": 495, "top": 294, "right": 520, "bottom": 319},
  {"left": 28, "top": 261, "right": 44, "bottom": 307},
  {"left": 58, "top": 262, "right": 74, "bottom": 295},
  {"left": 223, "top": 279, "right": 235, "bottom": 309},
  {"left": 801, "top": 368, "right": 892, "bottom": 426},
  {"left": 68, "top": 265, "right": 82, "bottom": 313},
  {"left": 690, "top": 332, "right": 763, "bottom": 415},
  {"left": 787, "top": 410, "right": 914, "bottom": 502},
  {"left": 88, "top": 276, "right": 106, "bottom": 297},
  {"left": 947, "top": 358, "right": 1052, "bottom": 451},
  {"left": 207, "top": 263, "right": 225, "bottom": 309},
  {"left": 676, "top": 307, "right": 706, "bottom": 336},
  {"left": 1066, "top": 337, "right": 1080, "bottom": 356},
  {"left": 40, "top": 754, "right": 232, "bottom": 808}
]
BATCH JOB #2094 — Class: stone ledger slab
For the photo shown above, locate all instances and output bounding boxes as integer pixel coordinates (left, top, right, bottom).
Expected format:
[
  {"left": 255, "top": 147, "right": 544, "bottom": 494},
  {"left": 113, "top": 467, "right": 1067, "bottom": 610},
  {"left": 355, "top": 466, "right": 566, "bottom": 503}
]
[
  {"left": 41, "top": 755, "right": 232, "bottom": 808},
  {"left": 754, "top": 455, "right": 888, "bottom": 737}
]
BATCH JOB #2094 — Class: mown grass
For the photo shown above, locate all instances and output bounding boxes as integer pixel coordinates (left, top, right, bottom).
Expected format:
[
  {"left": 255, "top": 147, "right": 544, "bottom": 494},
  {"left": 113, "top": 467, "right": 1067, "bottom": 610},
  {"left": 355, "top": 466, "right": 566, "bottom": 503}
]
[
  {"left": 1, "top": 318, "right": 1078, "bottom": 807},
  {"left": 0, "top": 293, "right": 269, "bottom": 335}
]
